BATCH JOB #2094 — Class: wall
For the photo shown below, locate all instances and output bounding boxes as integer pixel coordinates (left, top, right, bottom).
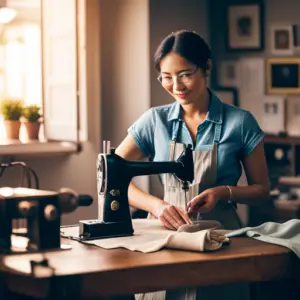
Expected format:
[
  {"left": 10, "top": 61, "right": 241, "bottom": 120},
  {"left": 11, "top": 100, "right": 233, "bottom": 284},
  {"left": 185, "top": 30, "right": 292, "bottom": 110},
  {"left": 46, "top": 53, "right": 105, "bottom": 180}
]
[
  {"left": 209, "top": 0, "right": 300, "bottom": 120},
  {"left": 149, "top": 0, "right": 209, "bottom": 198},
  {"left": 210, "top": 0, "right": 300, "bottom": 61},
  {"left": 100, "top": 0, "right": 150, "bottom": 149}
]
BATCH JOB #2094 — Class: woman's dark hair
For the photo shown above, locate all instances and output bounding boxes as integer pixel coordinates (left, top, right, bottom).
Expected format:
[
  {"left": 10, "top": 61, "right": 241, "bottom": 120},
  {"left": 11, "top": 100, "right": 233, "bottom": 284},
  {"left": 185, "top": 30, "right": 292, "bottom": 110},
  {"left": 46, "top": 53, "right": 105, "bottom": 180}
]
[{"left": 154, "top": 30, "right": 211, "bottom": 72}]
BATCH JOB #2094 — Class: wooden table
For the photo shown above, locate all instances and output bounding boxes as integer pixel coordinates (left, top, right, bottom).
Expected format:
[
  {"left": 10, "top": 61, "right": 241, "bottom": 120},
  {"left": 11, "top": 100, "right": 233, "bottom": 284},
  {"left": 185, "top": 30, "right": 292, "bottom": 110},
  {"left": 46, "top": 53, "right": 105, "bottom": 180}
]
[{"left": 1, "top": 236, "right": 300, "bottom": 299}]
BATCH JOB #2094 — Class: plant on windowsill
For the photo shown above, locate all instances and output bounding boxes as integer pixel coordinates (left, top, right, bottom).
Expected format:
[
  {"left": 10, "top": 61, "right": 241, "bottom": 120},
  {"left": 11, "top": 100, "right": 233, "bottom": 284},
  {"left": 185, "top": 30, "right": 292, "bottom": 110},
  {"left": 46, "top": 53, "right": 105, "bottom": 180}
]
[
  {"left": 1, "top": 99, "right": 23, "bottom": 139},
  {"left": 21, "top": 104, "right": 42, "bottom": 140}
]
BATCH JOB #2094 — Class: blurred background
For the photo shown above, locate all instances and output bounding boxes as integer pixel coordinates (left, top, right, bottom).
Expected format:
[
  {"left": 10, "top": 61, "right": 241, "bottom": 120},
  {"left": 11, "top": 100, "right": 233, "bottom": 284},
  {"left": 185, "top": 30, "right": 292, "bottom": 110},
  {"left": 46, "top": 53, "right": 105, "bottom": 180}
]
[{"left": 0, "top": 0, "right": 300, "bottom": 227}]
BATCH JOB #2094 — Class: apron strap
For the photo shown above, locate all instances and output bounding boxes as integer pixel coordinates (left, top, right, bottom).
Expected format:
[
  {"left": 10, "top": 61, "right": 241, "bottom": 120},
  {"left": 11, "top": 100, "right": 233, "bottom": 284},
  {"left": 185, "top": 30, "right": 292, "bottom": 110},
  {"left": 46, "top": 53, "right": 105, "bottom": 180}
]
[{"left": 169, "top": 140, "right": 176, "bottom": 161}]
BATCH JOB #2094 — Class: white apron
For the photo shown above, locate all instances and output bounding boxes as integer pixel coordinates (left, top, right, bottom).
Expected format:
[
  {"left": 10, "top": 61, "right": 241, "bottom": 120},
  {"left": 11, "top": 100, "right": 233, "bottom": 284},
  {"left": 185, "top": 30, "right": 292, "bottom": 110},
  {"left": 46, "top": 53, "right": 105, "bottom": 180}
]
[{"left": 136, "top": 122, "right": 250, "bottom": 300}]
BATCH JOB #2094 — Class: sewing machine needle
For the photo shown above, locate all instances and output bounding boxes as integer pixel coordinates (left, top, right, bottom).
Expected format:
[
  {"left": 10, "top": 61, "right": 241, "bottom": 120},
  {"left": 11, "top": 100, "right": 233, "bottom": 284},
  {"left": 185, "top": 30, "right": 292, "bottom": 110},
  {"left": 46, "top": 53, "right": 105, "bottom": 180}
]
[
  {"left": 185, "top": 189, "right": 188, "bottom": 214},
  {"left": 182, "top": 181, "right": 190, "bottom": 223}
]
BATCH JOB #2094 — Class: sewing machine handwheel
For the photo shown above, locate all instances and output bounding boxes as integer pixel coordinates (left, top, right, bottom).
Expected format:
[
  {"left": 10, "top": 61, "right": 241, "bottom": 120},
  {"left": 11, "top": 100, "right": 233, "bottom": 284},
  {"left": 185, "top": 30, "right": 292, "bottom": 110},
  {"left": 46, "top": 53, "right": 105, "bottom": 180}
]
[{"left": 98, "top": 156, "right": 107, "bottom": 194}]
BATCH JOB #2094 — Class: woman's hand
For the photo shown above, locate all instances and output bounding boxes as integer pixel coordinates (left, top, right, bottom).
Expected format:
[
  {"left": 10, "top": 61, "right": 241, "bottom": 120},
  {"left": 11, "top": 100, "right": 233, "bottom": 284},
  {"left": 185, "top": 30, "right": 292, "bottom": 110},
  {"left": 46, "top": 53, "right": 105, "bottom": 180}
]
[
  {"left": 187, "top": 186, "right": 228, "bottom": 215},
  {"left": 153, "top": 201, "right": 192, "bottom": 230}
]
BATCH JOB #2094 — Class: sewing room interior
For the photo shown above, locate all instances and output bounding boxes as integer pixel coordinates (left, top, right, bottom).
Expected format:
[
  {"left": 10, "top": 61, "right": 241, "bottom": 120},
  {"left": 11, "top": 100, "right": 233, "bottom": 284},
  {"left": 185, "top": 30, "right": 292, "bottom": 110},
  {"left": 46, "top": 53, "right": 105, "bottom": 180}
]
[{"left": 0, "top": 0, "right": 299, "bottom": 299}]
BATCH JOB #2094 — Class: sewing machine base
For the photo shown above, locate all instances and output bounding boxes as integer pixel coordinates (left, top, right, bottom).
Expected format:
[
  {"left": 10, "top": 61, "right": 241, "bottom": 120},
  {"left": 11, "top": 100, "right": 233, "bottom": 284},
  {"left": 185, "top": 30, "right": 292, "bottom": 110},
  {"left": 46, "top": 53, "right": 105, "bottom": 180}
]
[{"left": 79, "top": 219, "right": 134, "bottom": 240}]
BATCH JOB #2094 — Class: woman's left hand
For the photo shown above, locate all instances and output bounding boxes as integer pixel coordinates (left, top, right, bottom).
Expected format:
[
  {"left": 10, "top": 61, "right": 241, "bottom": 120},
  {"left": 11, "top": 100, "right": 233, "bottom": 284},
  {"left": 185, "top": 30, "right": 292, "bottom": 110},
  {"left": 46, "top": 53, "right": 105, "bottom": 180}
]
[{"left": 187, "top": 186, "right": 228, "bottom": 215}]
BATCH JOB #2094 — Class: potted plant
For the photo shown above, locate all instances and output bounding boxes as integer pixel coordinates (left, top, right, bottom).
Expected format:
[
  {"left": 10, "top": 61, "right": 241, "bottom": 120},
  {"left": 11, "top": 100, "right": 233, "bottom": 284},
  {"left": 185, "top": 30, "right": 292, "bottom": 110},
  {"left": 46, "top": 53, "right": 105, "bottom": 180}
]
[
  {"left": 1, "top": 99, "right": 23, "bottom": 139},
  {"left": 21, "top": 104, "right": 42, "bottom": 140}
]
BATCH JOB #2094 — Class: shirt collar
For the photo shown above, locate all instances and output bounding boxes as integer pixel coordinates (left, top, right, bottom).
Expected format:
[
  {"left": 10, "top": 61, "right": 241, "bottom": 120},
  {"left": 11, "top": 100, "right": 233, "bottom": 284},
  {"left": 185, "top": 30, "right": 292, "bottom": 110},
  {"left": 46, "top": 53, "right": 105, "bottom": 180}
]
[
  {"left": 167, "top": 89, "right": 223, "bottom": 124},
  {"left": 206, "top": 90, "right": 223, "bottom": 124},
  {"left": 167, "top": 101, "right": 182, "bottom": 121}
]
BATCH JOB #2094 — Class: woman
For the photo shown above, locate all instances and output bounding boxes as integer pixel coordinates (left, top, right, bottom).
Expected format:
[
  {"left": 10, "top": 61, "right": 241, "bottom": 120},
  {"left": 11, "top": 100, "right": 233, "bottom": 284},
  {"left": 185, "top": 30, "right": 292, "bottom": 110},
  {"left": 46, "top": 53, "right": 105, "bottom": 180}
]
[{"left": 116, "top": 30, "right": 269, "bottom": 300}]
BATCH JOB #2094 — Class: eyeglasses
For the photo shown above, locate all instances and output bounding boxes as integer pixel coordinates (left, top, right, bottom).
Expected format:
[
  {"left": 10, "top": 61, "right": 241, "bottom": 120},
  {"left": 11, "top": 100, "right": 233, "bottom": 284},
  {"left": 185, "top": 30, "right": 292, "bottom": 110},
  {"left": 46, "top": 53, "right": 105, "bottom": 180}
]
[{"left": 157, "top": 67, "right": 199, "bottom": 87}]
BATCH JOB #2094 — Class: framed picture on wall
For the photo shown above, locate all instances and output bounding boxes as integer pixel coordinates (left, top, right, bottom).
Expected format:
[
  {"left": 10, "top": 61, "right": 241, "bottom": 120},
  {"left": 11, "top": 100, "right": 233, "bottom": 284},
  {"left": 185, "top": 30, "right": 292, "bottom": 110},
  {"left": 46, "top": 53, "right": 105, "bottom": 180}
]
[
  {"left": 219, "top": 60, "right": 240, "bottom": 87},
  {"left": 286, "top": 97, "right": 300, "bottom": 136},
  {"left": 261, "top": 96, "right": 285, "bottom": 135},
  {"left": 266, "top": 58, "right": 300, "bottom": 94},
  {"left": 270, "top": 24, "right": 295, "bottom": 55},
  {"left": 226, "top": 1, "right": 264, "bottom": 52},
  {"left": 213, "top": 87, "right": 238, "bottom": 106}
]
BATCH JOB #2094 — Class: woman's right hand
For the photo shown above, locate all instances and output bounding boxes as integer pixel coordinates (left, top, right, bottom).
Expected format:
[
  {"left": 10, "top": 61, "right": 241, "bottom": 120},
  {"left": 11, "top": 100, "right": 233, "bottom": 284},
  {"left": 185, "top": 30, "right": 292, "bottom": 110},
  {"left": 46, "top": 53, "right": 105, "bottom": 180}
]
[{"left": 153, "top": 202, "right": 192, "bottom": 230}]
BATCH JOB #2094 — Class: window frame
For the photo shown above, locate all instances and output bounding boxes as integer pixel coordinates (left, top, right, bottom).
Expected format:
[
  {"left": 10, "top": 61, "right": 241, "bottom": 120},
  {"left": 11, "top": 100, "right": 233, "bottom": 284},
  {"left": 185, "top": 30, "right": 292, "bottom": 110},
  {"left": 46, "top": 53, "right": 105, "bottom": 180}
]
[{"left": 0, "top": 0, "right": 102, "bottom": 156}]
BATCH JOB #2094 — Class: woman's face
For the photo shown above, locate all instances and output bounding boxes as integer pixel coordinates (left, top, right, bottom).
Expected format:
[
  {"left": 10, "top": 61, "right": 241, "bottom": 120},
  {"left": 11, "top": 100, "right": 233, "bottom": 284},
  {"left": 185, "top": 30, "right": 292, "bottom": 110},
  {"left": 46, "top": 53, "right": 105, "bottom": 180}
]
[{"left": 159, "top": 52, "right": 208, "bottom": 106}]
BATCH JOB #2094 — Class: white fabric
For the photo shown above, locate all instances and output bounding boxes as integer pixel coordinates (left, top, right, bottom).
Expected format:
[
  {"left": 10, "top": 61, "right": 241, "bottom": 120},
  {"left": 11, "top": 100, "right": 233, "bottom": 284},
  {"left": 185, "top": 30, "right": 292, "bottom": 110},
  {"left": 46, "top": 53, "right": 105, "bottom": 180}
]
[{"left": 60, "top": 219, "right": 230, "bottom": 253}]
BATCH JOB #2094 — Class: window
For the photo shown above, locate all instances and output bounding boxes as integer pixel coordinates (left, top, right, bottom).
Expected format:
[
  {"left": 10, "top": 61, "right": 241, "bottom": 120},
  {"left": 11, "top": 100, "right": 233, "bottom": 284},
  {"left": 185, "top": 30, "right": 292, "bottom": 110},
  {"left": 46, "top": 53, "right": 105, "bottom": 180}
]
[
  {"left": 0, "top": 22, "right": 42, "bottom": 141},
  {"left": 0, "top": 0, "right": 87, "bottom": 149},
  {"left": 0, "top": 24, "right": 41, "bottom": 104}
]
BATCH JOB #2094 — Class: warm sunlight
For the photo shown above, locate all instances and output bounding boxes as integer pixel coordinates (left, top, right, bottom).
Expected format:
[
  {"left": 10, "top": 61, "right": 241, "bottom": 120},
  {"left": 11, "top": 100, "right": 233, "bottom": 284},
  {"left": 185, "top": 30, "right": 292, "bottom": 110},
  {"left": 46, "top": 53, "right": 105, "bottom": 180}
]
[
  {"left": 1, "top": 24, "right": 41, "bottom": 104},
  {"left": 0, "top": 23, "right": 42, "bottom": 142}
]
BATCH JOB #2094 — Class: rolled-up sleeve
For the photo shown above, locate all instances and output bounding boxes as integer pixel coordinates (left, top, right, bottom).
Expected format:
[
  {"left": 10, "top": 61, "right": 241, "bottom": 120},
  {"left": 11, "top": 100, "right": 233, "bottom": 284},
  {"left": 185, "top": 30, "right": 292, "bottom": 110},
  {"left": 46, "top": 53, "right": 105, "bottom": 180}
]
[
  {"left": 128, "top": 108, "right": 156, "bottom": 158},
  {"left": 241, "top": 111, "right": 264, "bottom": 157}
]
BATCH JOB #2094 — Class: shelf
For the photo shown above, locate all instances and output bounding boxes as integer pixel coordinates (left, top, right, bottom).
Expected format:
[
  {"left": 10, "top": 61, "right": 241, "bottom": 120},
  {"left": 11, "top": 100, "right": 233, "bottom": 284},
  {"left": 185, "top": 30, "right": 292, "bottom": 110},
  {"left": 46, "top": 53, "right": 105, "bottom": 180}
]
[{"left": 0, "top": 140, "right": 78, "bottom": 156}]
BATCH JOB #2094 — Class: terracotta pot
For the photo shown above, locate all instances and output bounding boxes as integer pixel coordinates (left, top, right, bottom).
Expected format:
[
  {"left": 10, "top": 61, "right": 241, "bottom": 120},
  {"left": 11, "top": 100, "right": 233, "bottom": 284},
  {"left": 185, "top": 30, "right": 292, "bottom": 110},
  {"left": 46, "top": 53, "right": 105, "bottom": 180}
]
[
  {"left": 4, "top": 120, "right": 21, "bottom": 139},
  {"left": 23, "top": 122, "right": 41, "bottom": 140}
]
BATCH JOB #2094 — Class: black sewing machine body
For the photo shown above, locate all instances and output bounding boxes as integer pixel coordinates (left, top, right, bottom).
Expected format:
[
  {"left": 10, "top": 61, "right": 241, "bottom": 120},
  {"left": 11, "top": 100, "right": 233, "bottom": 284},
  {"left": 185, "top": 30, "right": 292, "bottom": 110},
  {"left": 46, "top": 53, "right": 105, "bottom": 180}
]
[
  {"left": 0, "top": 187, "right": 92, "bottom": 254},
  {"left": 79, "top": 146, "right": 194, "bottom": 240}
]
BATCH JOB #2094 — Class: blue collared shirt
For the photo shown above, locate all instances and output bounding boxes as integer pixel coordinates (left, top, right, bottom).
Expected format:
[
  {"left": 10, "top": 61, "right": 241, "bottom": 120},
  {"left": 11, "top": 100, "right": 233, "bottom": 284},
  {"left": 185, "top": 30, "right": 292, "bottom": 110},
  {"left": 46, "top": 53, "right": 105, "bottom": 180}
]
[{"left": 128, "top": 92, "right": 264, "bottom": 186}]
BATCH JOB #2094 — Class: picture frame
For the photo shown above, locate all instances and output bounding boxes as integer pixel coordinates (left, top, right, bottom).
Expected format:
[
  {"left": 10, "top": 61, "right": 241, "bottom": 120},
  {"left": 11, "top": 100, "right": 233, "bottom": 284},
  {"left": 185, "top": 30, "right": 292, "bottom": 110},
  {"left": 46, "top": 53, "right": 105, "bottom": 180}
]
[
  {"left": 286, "top": 96, "right": 300, "bottom": 136},
  {"left": 213, "top": 87, "right": 238, "bottom": 106},
  {"left": 270, "top": 24, "right": 295, "bottom": 55},
  {"left": 219, "top": 60, "right": 240, "bottom": 87},
  {"left": 226, "top": 1, "right": 264, "bottom": 52},
  {"left": 261, "top": 96, "right": 285, "bottom": 135},
  {"left": 266, "top": 58, "right": 300, "bottom": 94}
]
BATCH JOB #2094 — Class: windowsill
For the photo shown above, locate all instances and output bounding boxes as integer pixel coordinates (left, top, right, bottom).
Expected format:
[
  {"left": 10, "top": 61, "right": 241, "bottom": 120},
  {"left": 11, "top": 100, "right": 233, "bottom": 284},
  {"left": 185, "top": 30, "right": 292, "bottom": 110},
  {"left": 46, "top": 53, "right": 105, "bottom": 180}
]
[{"left": 0, "top": 139, "right": 78, "bottom": 156}]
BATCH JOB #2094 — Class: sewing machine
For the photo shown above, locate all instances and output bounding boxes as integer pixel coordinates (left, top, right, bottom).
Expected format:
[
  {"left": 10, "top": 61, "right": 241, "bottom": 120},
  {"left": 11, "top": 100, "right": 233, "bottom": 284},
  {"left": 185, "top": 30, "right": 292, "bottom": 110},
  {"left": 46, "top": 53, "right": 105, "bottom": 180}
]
[
  {"left": 79, "top": 143, "right": 194, "bottom": 240},
  {"left": 0, "top": 187, "right": 93, "bottom": 254}
]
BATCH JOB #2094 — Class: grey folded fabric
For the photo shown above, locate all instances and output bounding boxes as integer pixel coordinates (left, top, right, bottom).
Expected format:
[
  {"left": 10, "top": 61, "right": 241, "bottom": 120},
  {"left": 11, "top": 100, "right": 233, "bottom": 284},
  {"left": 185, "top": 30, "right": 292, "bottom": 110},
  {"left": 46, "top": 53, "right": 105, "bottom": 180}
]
[{"left": 226, "top": 219, "right": 300, "bottom": 258}]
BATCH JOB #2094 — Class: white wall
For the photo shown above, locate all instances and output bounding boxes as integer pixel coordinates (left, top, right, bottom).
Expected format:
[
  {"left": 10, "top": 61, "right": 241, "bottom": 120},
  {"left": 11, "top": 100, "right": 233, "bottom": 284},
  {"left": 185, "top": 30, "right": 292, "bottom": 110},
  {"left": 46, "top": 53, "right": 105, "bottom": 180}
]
[{"left": 100, "top": 0, "right": 150, "bottom": 152}]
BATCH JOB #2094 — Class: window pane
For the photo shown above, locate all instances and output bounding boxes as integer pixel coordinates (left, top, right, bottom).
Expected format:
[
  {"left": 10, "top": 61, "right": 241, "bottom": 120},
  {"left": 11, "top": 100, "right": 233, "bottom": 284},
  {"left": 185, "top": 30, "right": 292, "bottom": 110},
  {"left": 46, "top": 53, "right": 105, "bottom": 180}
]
[
  {"left": 5, "top": 39, "right": 25, "bottom": 99},
  {"left": 3, "top": 24, "right": 42, "bottom": 106},
  {"left": 23, "top": 25, "right": 42, "bottom": 106},
  {"left": 0, "top": 22, "right": 42, "bottom": 142}
]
